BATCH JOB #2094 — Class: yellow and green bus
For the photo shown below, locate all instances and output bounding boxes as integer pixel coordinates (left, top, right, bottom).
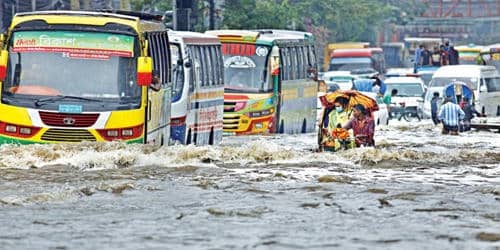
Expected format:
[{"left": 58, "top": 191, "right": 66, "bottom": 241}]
[
  {"left": 456, "top": 44, "right": 483, "bottom": 65},
  {"left": 206, "top": 30, "right": 318, "bottom": 135},
  {"left": 0, "top": 10, "right": 172, "bottom": 145},
  {"left": 479, "top": 43, "right": 500, "bottom": 70}
]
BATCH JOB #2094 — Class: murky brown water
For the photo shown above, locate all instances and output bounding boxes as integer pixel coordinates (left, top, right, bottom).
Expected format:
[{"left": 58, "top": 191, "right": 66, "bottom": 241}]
[{"left": 1, "top": 121, "right": 499, "bottom": 249}]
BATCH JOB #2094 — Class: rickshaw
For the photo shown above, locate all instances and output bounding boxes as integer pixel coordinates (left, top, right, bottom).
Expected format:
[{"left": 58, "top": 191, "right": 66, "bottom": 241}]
[
  {"left": 443, "top": 81, "right": 474, "bottom": 105},
  {"left": 317, "top": 90, "right": 379, "bottom": 152}
]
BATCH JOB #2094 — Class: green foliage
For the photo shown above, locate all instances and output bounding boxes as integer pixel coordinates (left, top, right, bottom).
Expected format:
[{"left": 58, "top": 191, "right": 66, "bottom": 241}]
[
  {"left": 221, "top": 0, "right": 423, "bottom": 44},
  {"left": 130, "top": 0, "right": 172, "bottom": 12},
  {"left": 221, "top": 0, "right": 300, "bottom": 30}
]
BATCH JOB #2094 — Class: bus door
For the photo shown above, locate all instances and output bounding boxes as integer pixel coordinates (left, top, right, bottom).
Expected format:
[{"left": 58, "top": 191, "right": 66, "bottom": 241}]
[{"left": 169, "top": 42, "right": 188, "bottom": 144}]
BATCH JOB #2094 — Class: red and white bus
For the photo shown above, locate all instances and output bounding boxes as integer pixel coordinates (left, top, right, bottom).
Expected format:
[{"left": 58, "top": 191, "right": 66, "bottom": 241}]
[{"left": 329, "top": 48, "right": 385, "bottom": 77}]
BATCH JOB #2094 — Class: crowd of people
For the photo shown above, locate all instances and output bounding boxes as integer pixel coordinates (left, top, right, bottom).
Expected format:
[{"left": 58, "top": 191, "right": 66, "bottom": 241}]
[{"left": 414, "top": 41, "right": 459, "bottom": 70}]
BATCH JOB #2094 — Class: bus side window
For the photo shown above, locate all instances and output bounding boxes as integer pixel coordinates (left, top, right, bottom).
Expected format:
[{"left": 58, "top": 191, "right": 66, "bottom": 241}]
[
  {"left": 194, "top": 46, "right": 203, "bottom": 88},
  {"left": 308, "top": 45, "right": 317, "bottom": 69},
  {"left": 215, "top": 46, "right": 224, "bottom": 85},
  {"left": 286, "top": 47, "right": 291, "bottom": 80},
  {"left": 292, "top": 47, "right": 300, "bottom": 80},
  {"left": 204, "top": 46, "right": 213, "bottom": 86},
  {"left": 210, "top": 46, "right": 218, "bottom": 86},
  {"left": 279, "top": 48, "right": 286, "bottom": 80},
  {"left": 186, "top": 46, "right": 195, "bottom": 93},
  {"left": 299, "top": 46, "right": 305, "bottom": 79},
  {"left": 201, "top": 47, "right": 209, "bottom": 87},
  {"left": 146, "top": 31, "right": 170, "bottom": 87}
]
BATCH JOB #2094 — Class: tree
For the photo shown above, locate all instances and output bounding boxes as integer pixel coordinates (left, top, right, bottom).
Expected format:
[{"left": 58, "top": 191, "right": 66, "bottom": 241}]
[
  {"left": 130, "top": 0, "right": 171, "bottom": 12},
  {"left": 221, "top": 0, "right": 300, "bottom": 30}
]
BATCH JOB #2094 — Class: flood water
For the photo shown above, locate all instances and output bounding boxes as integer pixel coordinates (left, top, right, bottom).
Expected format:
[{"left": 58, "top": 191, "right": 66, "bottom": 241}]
[{"left": 0, "top": 120, "right": 499, "bottom": 249}]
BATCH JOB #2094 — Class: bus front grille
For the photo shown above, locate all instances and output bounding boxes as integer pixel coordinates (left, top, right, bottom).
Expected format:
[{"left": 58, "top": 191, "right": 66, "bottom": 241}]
[
  {"left": 41, "top": 129, "right": 96, "bottom": 142},
  {"left": 223, "top": 114, "right": 240, "bottom": 130},
  {"left": 39, "top": 111, "right": 99, "bottom": 127}
]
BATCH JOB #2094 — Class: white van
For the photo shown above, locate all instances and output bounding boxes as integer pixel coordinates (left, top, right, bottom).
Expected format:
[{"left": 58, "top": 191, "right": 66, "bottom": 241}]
[{"left": 423, "top": 65, "right": 500, "bottom": 118}]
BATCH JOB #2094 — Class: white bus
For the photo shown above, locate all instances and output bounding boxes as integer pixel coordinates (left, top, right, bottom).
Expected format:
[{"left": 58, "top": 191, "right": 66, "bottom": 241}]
[{"left": 168, "top": 31, "right": 224, "bottom": 145}]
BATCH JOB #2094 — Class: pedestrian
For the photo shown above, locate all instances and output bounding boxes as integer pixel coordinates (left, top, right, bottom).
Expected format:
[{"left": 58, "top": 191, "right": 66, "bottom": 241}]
[
  {"left": 420, "top": 45, "right": 432, "bottom": 66},
  {"left": 440, "top": 44, "right": 448, "bottom": 66},
  {"left": 460, "top": 97, "right": 481, "bottom": 132},
  {"left": 370, "top": 75, "right": 385, "bottom": 95},
  {"left": 438, "top": 97, "right": 465, "bottom": 135},
  {"left": 444, "top": 40, "right": 450, "bottom": 52},
  {"left": 343, "top": 104, "right": 375, "bottom": 147},
  {"left": 384, "top": 89, "right": 397, "bottom": 118},
  {"left": 431, "top": 92, "right": 440, "bottom": 125},
  {"left": 448, "top": 44, "right": 459, "bottom": 65},
  {"left": 431, "top": 46, "right": 441, "bottom": 66},
  {"left": 414, "top": 44, "right": 423, "bottom": 73}
]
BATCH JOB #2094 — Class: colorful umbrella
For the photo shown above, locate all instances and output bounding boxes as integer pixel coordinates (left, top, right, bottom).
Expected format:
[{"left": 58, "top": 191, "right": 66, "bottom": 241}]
[{"left": 319, "top": 90, "right": 379, "bottom": 114}]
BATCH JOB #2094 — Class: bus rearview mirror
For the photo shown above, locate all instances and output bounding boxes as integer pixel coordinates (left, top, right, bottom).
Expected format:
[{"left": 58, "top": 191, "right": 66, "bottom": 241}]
[
  {"left": 0, "top": 50, "right": 8, "bottom": 81},
  {"left": 137, "top": 56, "right": 153, "bottom": 86}
]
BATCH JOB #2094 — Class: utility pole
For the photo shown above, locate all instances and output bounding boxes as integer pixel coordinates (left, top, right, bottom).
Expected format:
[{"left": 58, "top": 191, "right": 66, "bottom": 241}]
[
  {"left": 174, "top": 0, "right": 192, "bottom": 31},
  {"left": 209, "top": 0, "right": 215, "bottom": 30}
]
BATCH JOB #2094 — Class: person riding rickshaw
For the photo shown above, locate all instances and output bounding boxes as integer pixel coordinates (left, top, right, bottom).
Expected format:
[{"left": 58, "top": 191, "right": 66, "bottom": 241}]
[{"left": 318, "top": 90, "right": 379, "bottom": 152}]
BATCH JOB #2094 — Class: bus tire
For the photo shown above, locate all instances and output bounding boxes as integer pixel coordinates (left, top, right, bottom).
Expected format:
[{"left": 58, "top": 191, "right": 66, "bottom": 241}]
[
  {"left": 301, "top": 119, "right": 307, "bottom": 133},
  {"left": 279, "top": 120, "right": 284, "bottom": 134},
  {"left": 209, "top": 128, "right": 214, "bottom": 145},
  {"left": 186, "top": 129, "right": 192, "bottom": 145}
]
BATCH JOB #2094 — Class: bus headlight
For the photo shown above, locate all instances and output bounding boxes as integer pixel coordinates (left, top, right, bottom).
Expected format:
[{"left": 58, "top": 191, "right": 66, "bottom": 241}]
[
  {"left": 5, "top": 125, "right": 17, "bottom": 133},
  {"left": 107, "top": 130, "right": 119, "bottom": 137},
  {"left": 19, "top": 127, "right": 32, "bottom": 135},
  {"left": 122, "top": 129, "right": 133, "bottom": 137}
]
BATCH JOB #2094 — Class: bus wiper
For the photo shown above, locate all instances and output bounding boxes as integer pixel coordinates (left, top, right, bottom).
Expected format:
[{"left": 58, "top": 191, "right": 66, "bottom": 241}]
[
  {"left": 13, "top": 53, "right": 22, "bottom": 87},
  {"left": 35, "top": 95, "right": 101, "bottom": 107}
]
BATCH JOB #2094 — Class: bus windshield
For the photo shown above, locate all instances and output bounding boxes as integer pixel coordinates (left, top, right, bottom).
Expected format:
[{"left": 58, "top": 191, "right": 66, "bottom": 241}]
[
  {"left": 329, "top": 57, "right": 373, "bottom": 72},
  {"left": 2, "top": 31, "right": 140, "bottom": 110},
  {"left": 222, "top": 43, "right": 271, "bottom": 93}
]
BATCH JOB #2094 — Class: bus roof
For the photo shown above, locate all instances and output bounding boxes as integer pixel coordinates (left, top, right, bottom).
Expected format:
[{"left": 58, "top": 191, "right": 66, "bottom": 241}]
[
  {"left": 404, "top": 37, "right": 442, "bottom": 42},
  {"left": 480, "top": 43, "right": 500, "bottom": 54},
  {"left": 455, "top": 45, "right": 483, "bottom": 52},
  {"left": 205, "top": 30, "right": 260, "bottom": 43},
  {"left": 432, "top": 65, "right": 497, "bottom": 77},
  {"left": 9, "top": 10, "right": 166, "bottom": 35},
  {"left": 326, "top": 42, "right": 369, "bottom": 50},
  {"left": 205, "top": 29, "right": 314, "bottom": 46},
  {"left": 331, "top": 48, "right": 382, "bottom": 58},
  {"left": 169, "top": 31, "right": 220, "bottom": 45}
]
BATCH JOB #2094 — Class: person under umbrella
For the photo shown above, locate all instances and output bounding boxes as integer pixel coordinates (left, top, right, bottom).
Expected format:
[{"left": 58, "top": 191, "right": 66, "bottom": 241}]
[{"left": 343, "top": 104, "right": 375, "bottom": 147}]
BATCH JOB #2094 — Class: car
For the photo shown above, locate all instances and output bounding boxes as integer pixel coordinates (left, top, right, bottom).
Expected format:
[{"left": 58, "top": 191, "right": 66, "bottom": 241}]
[
  {"left": 360, "top": 91, "right": 389, "bottom": 126},
  {"left": 322, "top": 71, "right": 358, "bottom": 90},
  {"left": 384, "top": 76, "right": 426, "bottom": 119}
]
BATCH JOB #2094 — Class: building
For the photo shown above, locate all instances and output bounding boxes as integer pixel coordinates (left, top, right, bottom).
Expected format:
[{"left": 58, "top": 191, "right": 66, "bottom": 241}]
[{"left": 380, "top": 0, "right": 500, "bottom": 45}]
